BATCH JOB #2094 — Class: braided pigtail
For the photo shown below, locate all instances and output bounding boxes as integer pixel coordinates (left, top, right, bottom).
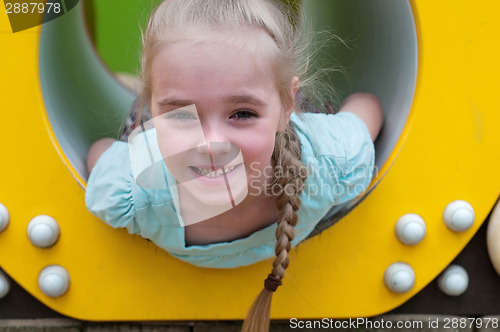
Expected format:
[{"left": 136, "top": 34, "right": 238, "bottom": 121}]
[{"left": 242, "top": 123, "right": 307, "bottom": 332}]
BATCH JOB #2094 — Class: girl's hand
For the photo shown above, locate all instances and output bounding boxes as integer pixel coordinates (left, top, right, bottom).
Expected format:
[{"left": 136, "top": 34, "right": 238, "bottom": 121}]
[
  {"left": 338, "top": 93, "right": 384, "bottom": 141},
  {"left": 87, "top": 138, "right": 116, "bottom": 173}
]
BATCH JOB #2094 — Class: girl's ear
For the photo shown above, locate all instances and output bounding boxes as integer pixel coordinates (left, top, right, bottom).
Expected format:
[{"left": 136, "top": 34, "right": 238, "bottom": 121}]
[{"left": 277, "top": 76, "right": 299, "bottom": 132}]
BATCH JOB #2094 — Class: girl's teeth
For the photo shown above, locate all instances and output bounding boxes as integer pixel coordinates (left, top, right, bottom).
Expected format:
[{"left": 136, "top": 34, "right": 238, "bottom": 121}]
[{"left": 194, "top": 165, "right": 237, "bottom": 177}]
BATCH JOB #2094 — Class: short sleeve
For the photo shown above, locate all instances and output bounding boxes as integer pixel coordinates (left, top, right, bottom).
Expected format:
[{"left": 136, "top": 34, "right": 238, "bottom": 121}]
[
  {"left": 85, "top": 141, "right": 144, "bottom": 234},
  {"left": 334, "top": 112, "right": 375, "bottom": 203},
  {"left": 291, "top": 111, "right": 375, "bottom": 205}
]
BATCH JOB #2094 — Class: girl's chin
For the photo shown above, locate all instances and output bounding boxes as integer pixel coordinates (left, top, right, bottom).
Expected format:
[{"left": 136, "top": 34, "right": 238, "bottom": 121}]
[{"left": 176, "top": 185, "right": 248, "bottom": 226}]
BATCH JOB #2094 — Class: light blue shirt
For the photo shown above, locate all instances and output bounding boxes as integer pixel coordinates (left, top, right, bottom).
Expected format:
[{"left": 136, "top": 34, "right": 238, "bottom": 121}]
[{"left": 85, "top": 112, "right": 375, "bottom": 268}]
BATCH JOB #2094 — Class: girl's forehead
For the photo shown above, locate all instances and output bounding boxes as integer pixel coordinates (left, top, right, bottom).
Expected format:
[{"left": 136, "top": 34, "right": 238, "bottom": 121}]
[
  {"left": 157, "top": 26, "right": 278, "bottom": 61},
  {"left": 150, "top": 29, "right": 281, "bottom": 99}
]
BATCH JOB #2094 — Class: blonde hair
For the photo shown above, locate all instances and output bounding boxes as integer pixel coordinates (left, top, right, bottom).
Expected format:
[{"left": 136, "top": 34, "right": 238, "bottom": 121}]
[{"left": 139, "top": 1, "right": 312, "bottom": 331}]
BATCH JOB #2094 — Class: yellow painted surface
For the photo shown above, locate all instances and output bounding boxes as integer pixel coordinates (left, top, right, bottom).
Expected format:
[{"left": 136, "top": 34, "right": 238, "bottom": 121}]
[{"left": 0, "top": 0, "right": 499, "bottom": 320}]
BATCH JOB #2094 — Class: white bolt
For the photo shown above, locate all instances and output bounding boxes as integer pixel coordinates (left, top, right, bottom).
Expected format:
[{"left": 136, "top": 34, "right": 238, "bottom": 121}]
[
  {"left": 438, "top": 264, "right": 469, "bottom": 296},
  {"left": 443, "top": 200, "right": 475, "bottom": 232},
  {"left": 0, "top": 270, "right": 11, "bottom": 299},
  {"left": 0, "top": 203, "right": 9, "bottom": 233},
  {"left": 384, "top": 262, "right": 416, "bottom": 293},
  {"left": 27, "top": 215, "right": 60, "bottom": 248},
  {"left": 38, "top": 265, "right": 70, "bottom": 298},
  {"left": 395, "top": 213, "right": 426, "bottom": 245}
]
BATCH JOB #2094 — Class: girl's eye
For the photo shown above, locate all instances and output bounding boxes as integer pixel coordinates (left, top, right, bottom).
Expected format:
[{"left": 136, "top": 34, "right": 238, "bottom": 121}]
[{"left": 231, "top": 109, "right": 257, "bottom": 121}]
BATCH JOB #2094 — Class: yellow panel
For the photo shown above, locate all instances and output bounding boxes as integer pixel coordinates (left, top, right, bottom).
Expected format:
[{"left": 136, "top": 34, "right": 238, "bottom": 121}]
[{"left": 0, "top": 0, "right": 499, "bottom": 320}]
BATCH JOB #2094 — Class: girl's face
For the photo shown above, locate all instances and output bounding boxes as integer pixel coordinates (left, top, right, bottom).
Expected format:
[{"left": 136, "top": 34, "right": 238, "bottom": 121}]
[{"left": 150, "top": 32, "right": 294, "bottom": 222}]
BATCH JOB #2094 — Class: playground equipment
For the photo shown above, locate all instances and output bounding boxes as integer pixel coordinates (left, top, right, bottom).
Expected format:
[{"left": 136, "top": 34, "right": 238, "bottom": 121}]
[{"left": 1, "top": 0, "right": 499, "bottom": 321}]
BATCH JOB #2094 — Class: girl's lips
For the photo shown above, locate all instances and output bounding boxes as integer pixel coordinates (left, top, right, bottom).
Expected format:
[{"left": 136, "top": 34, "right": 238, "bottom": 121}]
[
  {"left": 184, "top": 164, "right": 244, "bottom": 187},
  {"left": 189, "top": 164, "right": 242, "bottom": 178}
]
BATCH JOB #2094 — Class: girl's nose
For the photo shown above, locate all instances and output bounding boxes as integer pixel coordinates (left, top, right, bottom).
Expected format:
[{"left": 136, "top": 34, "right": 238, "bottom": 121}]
[
  {"left": 208, "top": 141, "right": 232, "bottom": 155},
  {"left": 196, "top": 124, "right": 231, "bottom": 155}
]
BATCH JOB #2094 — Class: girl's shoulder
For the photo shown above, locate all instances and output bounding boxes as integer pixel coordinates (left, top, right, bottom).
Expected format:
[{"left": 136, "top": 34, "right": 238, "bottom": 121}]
[
  {"left": 290, "top": 111, "right": 376, "bottom": 215},
  {"left": 290, "top": 111, "right": 373, "bottom": 160},
  {"left": 85, "top": 137, "right": 176, "bottom": 234}
]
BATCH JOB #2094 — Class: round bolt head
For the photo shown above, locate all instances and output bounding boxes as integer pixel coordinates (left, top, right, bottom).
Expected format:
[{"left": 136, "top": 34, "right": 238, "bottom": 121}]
[
  {"left": 38, "top": 265, "right": 70, "bottom": 298},
  {"left": 443, "top": 200, "right": 475, "bottom": 232},
  {"left": 384, "top": 262, "right": 416, "bottom": 293},
  {"left": 0, "top": 271, "right": 11, "bottom": 299},
  {"left": 438, "top": 264, "right": 469, "bottom": 296},
  {"left": 27, "top": 215, "right": 60, "bottom": 248},
  {"left": 395, "top": 213, "right": 426, "bottom": 245},
  {"left": 0, "top": 203, "right": 10, "bottom": 233}
]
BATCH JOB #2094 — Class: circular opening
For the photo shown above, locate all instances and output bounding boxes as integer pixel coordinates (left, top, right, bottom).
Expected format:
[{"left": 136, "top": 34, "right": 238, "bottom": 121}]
[{"left": 40, "top": 0, "right": 417, "bottom": 231}]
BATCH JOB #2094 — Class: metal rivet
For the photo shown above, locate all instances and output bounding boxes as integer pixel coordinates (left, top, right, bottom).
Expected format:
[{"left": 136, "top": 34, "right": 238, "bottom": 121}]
[
  {"left": 438, "top": 264, "right": 469, "bottom": 296},
  {"left": 0, "top": 270, "right": 11, "bottom": 299},
  {"left": 0, "top": 203, "right": 10, "bottom": 233},
  {"left": 443, "top": 200, "right": 475, "bottom": 232},
  {"left": 395, "top": 213, "right": 426, "bottom": 245},
  {"left": 38, "top": 265, "right": 70, "bottom": 298},
  {"left": 27, "top": 215, "right": 60, "bottom": 248},
  {"left": 384, "top": 262, "right": 416, "bottom": 293}
]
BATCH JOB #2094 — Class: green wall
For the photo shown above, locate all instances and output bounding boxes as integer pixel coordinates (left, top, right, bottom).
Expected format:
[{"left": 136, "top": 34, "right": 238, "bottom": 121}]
[
  {"left": 85, "top": 0, "right": 297, "bottom": 75},
  {"left": 85, "top": 0, "right": 162, "bottom": 75}
]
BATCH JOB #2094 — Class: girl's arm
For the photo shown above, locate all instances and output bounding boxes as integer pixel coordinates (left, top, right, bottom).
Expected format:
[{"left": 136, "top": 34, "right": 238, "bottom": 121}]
[
  {"left": 338, "top": 93, "right": 384, "bottom": 141},
  {"left": 87, "top": 138, "right": 116, "bottom": 173}
]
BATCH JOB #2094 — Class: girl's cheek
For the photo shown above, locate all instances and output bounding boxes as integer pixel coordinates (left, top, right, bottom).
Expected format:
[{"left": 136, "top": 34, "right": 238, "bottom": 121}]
[
  {"left": 240, "top": 134, "right": 272, "bottom": 152},
  {"left": 242, "top": 145, "right": 274, "bottom": 168},
  {"left": 231, "top": 127, "right": 276, "bottom": 164}
]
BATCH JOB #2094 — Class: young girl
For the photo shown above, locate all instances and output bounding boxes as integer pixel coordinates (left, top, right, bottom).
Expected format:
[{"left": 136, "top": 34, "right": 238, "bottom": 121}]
[{"left": 86, "top": 0, "right": 383, "bottom": 330}]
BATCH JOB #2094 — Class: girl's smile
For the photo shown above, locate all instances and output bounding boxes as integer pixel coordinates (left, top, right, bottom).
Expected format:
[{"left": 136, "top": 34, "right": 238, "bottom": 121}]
[{"left": 189, "top": 163, "right": 242, "bottom": 178}]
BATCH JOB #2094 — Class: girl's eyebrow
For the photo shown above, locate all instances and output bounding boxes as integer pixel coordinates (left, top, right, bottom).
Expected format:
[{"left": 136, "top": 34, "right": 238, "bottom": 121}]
[
  {"left": 158, "top": 99, "right": 194, "bottom": 107},
  {"left": 158, "top": 95, "right": 266, "bottom": 107},
  {"left": 224, "top": 95, "right": 266, "bottom": 106}
]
